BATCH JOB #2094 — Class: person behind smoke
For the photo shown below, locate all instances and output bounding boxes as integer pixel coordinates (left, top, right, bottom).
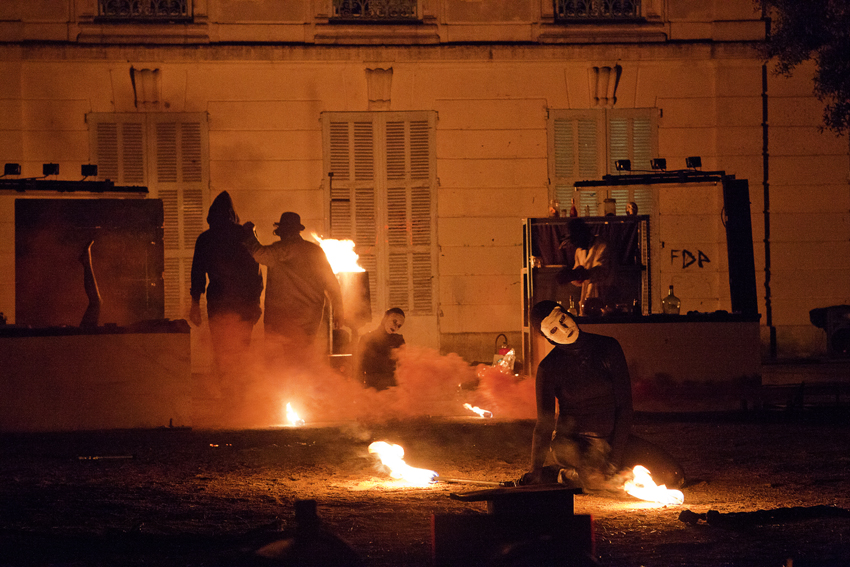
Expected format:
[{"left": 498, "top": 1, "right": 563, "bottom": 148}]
[
  {"left": 354, "top": 308, "right": 405, "bottom": 391},
  {"left": 190, "top": 191, "right": 264, "bottom": 381},
  {"left": 243, "top": 211, "right": 344, "bottom": 354},
  {"left": 520, "top": 300, "right": 684, "bottom": 490},
  {"left": 556, "top": 218, "right": 611, "bottom": 316},
  {"left": 79, "top": 239, "right": 101, "bottom": 328}
]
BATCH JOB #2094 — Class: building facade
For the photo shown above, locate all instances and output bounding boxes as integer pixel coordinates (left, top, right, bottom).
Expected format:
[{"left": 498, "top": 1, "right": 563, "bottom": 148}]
[{"left": 1, "top": 0, "right": 848, "bottom": 369}]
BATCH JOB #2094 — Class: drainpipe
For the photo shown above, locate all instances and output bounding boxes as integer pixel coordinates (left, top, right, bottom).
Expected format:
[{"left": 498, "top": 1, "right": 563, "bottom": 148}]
[{"left": 762, "top": 62, "right": 776, "bottom": 359}]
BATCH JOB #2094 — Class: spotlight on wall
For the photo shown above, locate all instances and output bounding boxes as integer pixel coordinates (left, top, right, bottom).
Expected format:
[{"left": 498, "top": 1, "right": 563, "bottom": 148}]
[
  {"left": 685, "top": 156, "right": 702, "bottom": 169},
  {"left": 615, "top": 159, "right": 631, "bottom": 172},
  {"left": 43, "top": 163, "right": 60, "bottom": 176},
  {"left": 3, "top": 163, "right": 21, "bottom": 176},
  {"left": 81, "top": 164, "right": 98, "bottom": 178},
  {"left": 650, "top": 158, "right": 667, "bottom": 170}
]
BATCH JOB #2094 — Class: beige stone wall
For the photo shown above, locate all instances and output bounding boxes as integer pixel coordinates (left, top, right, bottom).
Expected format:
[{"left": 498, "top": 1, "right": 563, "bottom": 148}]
[{"left": 0, "top": 0, "right": 847, "bottom": 365}]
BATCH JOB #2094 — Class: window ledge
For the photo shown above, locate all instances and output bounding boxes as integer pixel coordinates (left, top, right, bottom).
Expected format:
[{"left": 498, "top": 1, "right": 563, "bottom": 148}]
[
  {"left": 77, "top": 20, "right": 210, "bottom": 44},
  {"left": 313, "top": 22, "right": 439, "bottom": 45},
  {"left": 536, "top": 21, "right": 667, "bottom": 43}
]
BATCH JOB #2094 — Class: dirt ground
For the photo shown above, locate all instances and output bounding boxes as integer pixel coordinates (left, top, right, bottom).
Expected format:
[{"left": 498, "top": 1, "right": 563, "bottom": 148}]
[{"left": 2, "top": 409, "right": 850, "bottom": 567}]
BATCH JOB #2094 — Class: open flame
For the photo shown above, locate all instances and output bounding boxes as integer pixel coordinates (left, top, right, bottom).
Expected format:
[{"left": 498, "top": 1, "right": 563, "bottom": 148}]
[
  {"left": 463, "top": 403, "right": 493, "bottom": 419},
  {"left": 623, "top": 465, "right": 684, "bottom": 505},
  {"left": 368, "top": 441, "right": 438, "bottom": 486},
  {"left": 285, "top": 402, "right": 305, "bottom": 427},
  {"left": 312, "top": 233, "right": 364, "bottom": 274}
]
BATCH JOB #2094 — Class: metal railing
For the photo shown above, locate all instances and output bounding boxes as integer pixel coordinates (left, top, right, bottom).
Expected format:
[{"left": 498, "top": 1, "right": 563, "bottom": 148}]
[
  {"left": 555, "top": 0, "right": 640, "bottom": 20},
  {"left": 332, "top": 0, "right": 418, "bottom": 22},
  {"left": 98, "top": 0, "right": 192, "bottom": 20}
]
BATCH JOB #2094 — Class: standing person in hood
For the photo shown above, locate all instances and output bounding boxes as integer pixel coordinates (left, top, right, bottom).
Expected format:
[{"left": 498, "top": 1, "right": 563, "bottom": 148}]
[
  {"left": 190, "top": 191, "right": 264, "bottom": 398},
  {"left": 243, "top": 211, "right": 344, "bottom": 360}
]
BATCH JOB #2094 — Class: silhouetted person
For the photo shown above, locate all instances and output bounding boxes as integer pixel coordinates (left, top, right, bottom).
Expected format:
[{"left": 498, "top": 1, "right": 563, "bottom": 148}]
[
  {"left": 557, "top": 218, "right": 611, "bottom": 316},
  {"left": 520, "top": 300, "right": 684, "bottom": 490},
  {"left": 190, "top": 191, "right": 264, "bottom": 387},
  {"left": 355, "top": 307, "right": 405, "bottom": 390},
  {"left": 243, "top": 211, "right": 344, "bottom": 359},
  {"left": 79, "top": 240, "right": 101, "bottom": 328}
]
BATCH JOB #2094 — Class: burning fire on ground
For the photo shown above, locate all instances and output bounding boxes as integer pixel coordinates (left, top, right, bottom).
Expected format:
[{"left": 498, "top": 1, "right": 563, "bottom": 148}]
[
  {"left": 368, "top": 441, "right": 438, "bottom": 486},
  {"left": 623, "top": 465, "right": 684, "bottom": 505},
  {"left": 463, "top": 403, "right": 493, "bottom": 418},
  {"left": 284, "top": 402, "right": 305, "bottom": 427}
]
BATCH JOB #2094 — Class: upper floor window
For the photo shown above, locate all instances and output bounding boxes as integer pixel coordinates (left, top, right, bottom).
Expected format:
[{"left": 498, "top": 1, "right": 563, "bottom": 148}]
[
  {"left": 555, "top": 0, "right": 641, "bottom": 21},
  {"left": 332, "top": 0, "right": 418, "bottom": 23},
  {"left": 98, "top": 0, "right": 192, "bottom": 21}
]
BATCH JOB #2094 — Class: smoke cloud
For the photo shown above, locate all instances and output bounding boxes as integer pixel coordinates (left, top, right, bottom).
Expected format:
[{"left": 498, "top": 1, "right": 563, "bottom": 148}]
[{"left": 195, "top": 343, "right": 537, "bottom": 429}]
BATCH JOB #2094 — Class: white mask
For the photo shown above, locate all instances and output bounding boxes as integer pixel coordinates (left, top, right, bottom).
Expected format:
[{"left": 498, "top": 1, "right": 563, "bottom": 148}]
[{"left": 541, "top": 306, "right": 580, "bottom": 345}]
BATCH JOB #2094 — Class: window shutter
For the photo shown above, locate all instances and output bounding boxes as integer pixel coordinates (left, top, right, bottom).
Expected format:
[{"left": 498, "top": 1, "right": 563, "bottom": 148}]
[
  {"left": 150, "top": 115, "right": 209, "bottom": 319},
  {"left": 329, "top": 120, "right": 379, "bottom": 306},
  {"left": 384, "top": 118, "right": 434, "bottom": 314},
  {"left": 89, "top": 112, "right": 208, "bottom": 322},
  {"left": 550, "top": 114, "right": 600, "bottom": 207},
  {"left": 90, "top": 115, "right": 146, "bottom": 185},
  {"left": 323, "top": 111, "right": 436, "bottom": 318}
]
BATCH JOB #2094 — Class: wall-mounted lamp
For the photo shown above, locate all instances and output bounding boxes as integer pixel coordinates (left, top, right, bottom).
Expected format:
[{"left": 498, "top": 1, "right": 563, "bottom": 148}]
[
  {"left": 685, "top": 156, "right": 702, "bottom": 169},
  {"left": 81, "top": 164, "right": 98, "bottom": 178},
  {"left": 3, "top": 163, "right": 21, "bottom": 176},
  {"left": 43, "top": 163, "right": 59, "bottom": 176},
  {"left": 650, "top": 158, "right": 667, "bottom": 170},
  {"left": 615, "top": 159, "right": 631, "bottom": 172}
]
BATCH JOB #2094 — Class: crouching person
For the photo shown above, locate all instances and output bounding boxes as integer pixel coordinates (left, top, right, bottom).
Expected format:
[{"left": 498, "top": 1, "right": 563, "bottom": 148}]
[{"left": 519, "top": 300, "right": 685, "bottom": 491}]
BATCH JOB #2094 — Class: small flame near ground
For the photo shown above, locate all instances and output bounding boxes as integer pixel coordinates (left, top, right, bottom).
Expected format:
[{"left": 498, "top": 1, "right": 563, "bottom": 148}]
[
  {"left": 312, "top": 233, "right": 364, "bottom": 274},
  {"left": 463, "top": 403, "right": 493, "bottom": 418},
  {"left": 285, "top": 402, "right": 305, "bottom": 427},
  {"left": 623, "top": 465, "right": 684, "bottom": 505},
  {"left": 368, "top": 441, "right": 438, "bottom": 486}
]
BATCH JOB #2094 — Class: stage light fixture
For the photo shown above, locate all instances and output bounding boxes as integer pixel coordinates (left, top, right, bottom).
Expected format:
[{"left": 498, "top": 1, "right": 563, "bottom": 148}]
[
  {"left": 43, "top": 163, "right": 59, "bottom": 176},
  {"left": 651, "top": 158, "right": 667, "bottom": 170},
  {"left": 81, "top": 164, "right": 98, "bottom": 177},
  {"left": 615, "top": 159, "right": 631, "bottom": 172},
  {"left": 685, "top": 156, "right": 702, "bottom": 169},
  {"left": 4, "top": 163, "right": 21, "bottom": 176}
]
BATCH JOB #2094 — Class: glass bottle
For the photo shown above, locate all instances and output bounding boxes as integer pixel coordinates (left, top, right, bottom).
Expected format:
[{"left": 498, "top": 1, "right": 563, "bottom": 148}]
[
  {"left": 662, "top": 285, "right": 681, "bottom": 315},
  {"left": 569, "top": 198, "right": 578, "bottom": 217},
  {"left": 567, "top": 297, "right": 578, "bottom": 316}
]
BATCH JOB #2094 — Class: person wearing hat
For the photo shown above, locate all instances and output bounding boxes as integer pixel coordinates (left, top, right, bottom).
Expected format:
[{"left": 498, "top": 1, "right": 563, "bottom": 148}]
[
  {"left": 190, "top": 191, "right": 264, "bottom": 386},
  {"left": 556, "top": 217, "right": 612, "bottom": 316},
  {"left": 243, "top": 212, "right": 344, "bottom": 356},
  {"left": 519, "top": 299, "right": 684, "bottom": 490}
]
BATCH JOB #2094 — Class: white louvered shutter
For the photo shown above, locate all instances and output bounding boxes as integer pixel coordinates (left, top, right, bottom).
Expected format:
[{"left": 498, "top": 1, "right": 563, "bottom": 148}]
[
  {"left": 549, "top": 109, "right": 655, "bottom": 216},
  {"left": 90, "top": 114, "right": 147, "bottom": 185},
  {"left": 549, "top": 112, "right": 603, "bottom": 214},
  {"left": 324, "top": 111, "right": 437, "bottom": 320},
  {"left": 149, "top": 115, "right": 209, "bottom": 319}
]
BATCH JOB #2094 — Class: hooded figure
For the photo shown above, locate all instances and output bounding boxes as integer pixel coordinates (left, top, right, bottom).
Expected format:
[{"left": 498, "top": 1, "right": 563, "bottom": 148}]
[
  {"left": 520, "top": 300, "right": 685, "bottom": 490},
  {"left": 190, "top": 192, "right": 264, "bottom": 389}
]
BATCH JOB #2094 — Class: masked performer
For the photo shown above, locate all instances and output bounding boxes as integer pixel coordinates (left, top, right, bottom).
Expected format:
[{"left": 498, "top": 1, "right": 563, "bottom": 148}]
[{"left": 520, "top": 300, "right": 685, "bottom": 490}]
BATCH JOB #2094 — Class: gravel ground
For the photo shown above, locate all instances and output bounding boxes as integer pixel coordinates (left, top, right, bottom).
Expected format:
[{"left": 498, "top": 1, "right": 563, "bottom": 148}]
[{"left": 2, "top": 410, "right": 850, "bottom": 567}]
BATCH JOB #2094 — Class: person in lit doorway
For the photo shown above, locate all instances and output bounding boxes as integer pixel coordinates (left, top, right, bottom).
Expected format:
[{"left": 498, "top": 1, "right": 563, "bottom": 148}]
[
  {"left": 355, "top": 307, "right": 406, "bottom": 391},
  {"left": 243, "top": 211, "right": 344, "bottom": 356},
  {"left": 557, "top": 217, "right": 611, "bottom": 316},
  {"left": 519, "top": 300, "right": 684, "bottom": 490}
]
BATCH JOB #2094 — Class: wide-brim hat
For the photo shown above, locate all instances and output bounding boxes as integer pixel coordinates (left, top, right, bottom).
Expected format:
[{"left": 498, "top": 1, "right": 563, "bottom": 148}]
[{"left": 273, "top": 211, "right": 305, "bottom": 235}]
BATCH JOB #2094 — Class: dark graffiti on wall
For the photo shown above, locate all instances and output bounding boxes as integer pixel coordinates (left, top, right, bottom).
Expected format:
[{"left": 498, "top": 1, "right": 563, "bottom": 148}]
[{"left": 670, "top": 249, "right": 711, "bottom": 269}]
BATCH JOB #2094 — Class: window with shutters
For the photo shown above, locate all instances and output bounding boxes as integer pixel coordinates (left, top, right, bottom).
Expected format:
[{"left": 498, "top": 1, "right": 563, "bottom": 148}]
[
  {"left": 548, "top": 108, "right": 655, "bottom": 217},
  {"left": 322, "top": 111, "right": 437, "bottom": 319},
  {"left": 87, "top": 113, "right": 209, "bottom": 320}
]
